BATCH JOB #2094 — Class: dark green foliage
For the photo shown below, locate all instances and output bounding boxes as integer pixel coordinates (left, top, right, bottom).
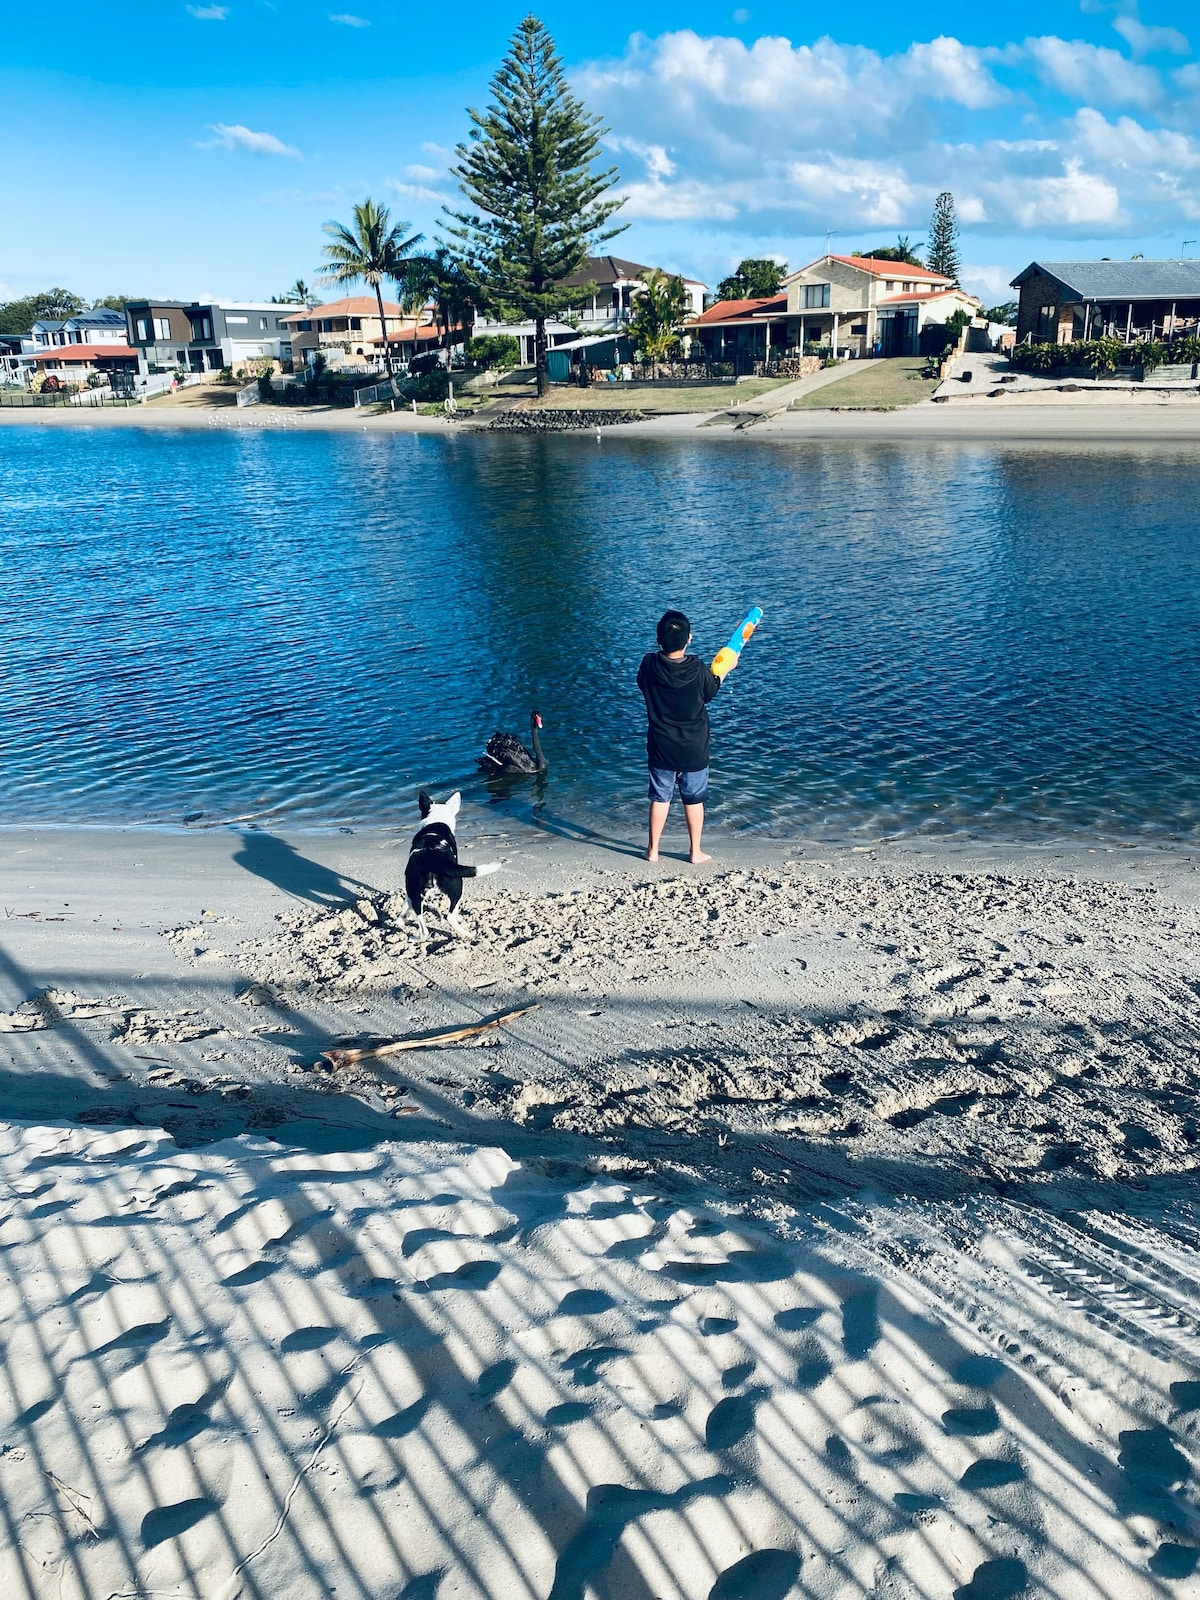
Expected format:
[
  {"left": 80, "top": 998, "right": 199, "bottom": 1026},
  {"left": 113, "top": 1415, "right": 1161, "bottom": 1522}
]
[
  {"left": 0, "top": 288, "right": 85, "bottom": 334},
  {"left": 320, "top": 197, "right": 424, "bottom": 376},
  {"left": 628, "top": 269, "right": 691, "bottom": 359},
  {"left": 403, "top": 367, "right": 452, "bottom": 403},
  {"left": 926, "top": 192, "right": 961, "bottom": 284},
  {"left": 257, "top": 371, "right": 274, "bottom": 401},
  {"left": 465, "top": 333, "right": 521, "bottom": 370},
  {"left": 945, "top": 308, "right": 972, "bottom": 338},
  {"left": 90, "top": 295, "right": 141, "bottom": 311},
  {"left": 446, "top": 14, "right": 625, "bottom": 395},
  {"left": 1009, "top": 337, "right": 1148, "bottom": 374},
  {"left": 853, "top": 236, "right": 923, "bottom": 266},
  {"left": 983, "top": 301, "right": 1018, "bottom": 326},
  {"left": 715, "top": 257, "right": 783, "bottom": 300}
]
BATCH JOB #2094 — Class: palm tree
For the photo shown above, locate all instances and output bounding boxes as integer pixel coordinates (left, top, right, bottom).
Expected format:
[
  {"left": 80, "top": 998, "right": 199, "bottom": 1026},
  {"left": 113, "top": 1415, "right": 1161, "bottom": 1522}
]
[
  {"left": 320, "top": 199, "right": 424, "bottom": 377},
  {"left": 425, "top": 248, "right": 476, "bottom": 360},
  {"left": 628, "top": 270, "right": 691, "bottom": 362}
]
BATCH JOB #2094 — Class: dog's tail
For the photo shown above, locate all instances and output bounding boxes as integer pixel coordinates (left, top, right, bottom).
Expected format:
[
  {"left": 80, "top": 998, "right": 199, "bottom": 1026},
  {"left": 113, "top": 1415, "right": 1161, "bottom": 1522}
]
[{"left": 442, "top": 861, "right": 501, "bottom": 879}]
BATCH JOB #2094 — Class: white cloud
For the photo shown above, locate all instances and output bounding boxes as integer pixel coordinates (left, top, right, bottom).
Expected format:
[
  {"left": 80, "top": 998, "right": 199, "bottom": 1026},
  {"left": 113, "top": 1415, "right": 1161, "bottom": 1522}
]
[
  {"left": 1112, "top": 15, "right": 1189, "bottom": 56},
  {"left": 329, "top": 12, "right": 369, "bottom": 25},
  {"left": 404, "top": 163, "right": 442, "bottom": 183},
  {"left": 961, "top": 263, "right": 1019, "bottom": 301},
  {"left": 385, "top": 177, "right": 449, "bottom": 205},
  {"left": 1022, "top": 36, "right": 1161, "bottom": 108},
  {"left": 1009, "top": 157, "right": 1123, "bottom": 227},
  {"left": 187, "top": 3, "right": 228, "bottom": 17},
  {"left": 608, "top": 135, "right": 676, "bottom": 179},
  {"left": 199, "top": 123, "right": 301, "bottom": 158}
]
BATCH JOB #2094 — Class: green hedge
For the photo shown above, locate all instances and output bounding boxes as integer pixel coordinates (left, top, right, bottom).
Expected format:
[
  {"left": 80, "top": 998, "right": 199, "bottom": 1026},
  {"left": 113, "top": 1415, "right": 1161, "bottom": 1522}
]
[{"left": 1009, "top": 335, "right": 1198, "bottom": 375}]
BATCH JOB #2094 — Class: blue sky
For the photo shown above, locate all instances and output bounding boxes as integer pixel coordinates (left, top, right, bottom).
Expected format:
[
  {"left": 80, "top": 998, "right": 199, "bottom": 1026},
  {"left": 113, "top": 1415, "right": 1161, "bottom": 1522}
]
[{"left": 1, "top": 0, "right": 1198, "bottom": 307}]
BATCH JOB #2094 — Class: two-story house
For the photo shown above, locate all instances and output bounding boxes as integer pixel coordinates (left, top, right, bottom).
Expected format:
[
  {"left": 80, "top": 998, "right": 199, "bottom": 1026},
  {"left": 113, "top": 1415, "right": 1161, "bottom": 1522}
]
[
  {"left": 470, "top": 256, "right": 707, "bottom": 366},
  {"left": 280, "top": 295, "right": 417, "bottom": 364},
  {"left": 783, "top": 255, "right": 980, "bottom": 357},
  {"left": 124, "top": 301, "right": 296, "bottom": 372},
  {"left": 28, "top": 308, "right": 140, "bottom": 382}
]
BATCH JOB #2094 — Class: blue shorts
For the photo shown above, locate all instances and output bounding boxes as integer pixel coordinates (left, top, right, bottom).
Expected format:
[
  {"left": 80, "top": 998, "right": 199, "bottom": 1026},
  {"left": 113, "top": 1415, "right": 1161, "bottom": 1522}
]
[{"left": 648, "top": 766, "right": 709, "bottom": 805}]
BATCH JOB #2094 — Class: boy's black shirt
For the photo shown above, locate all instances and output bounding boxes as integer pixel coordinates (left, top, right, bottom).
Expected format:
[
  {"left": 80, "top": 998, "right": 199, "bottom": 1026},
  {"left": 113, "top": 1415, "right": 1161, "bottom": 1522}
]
[{"left": 637, "top": 651, "right": 721, "bottom": 771}]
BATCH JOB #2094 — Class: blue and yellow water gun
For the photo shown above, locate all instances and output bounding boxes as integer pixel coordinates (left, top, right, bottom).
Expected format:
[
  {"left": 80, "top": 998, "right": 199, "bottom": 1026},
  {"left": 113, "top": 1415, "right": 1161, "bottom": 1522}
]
[{"left": 711, "top": 606, "right": 763, "bottom": 680}]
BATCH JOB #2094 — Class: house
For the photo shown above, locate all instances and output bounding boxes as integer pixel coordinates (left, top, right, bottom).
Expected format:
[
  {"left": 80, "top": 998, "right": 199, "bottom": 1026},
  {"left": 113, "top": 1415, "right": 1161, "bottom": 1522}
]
[
  {"left": 30, "top": 309, "right": 128, "bottom": 350},
  {"left": 686, "top": 294, "right": 791, "bottom": 364},
  {"left": 0, "top": 332, "right": 36, "bottom": 387},
  {"left": 1011, "top": 260, "right": 1200, "bottom": 344},
  {"left": 30, "top": 343, "right": 140, "bottom": 382},
  {"left": 470, "top": 256, "right": 707, "bottom": 366},
  {"left": 124, "top": 301, "right": 296, "bottom": 372},
  {"left": 782, "top": 256, "right": 980, "bottom": 357},
  {"left": 280, "top": 297, "right": 414, "bottom": 363}
]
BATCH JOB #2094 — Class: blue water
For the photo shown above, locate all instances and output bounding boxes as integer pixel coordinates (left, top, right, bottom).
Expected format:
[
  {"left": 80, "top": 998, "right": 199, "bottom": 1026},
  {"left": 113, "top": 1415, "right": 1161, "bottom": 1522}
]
[{"left": 2, "top": 425, "right": 1200, "bottom": 841}]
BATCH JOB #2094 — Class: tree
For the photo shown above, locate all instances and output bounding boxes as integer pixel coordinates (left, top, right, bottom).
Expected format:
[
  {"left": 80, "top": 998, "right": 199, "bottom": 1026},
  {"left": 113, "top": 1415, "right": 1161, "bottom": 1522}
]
[
  {"left": 926, "top": 192, "right": 961, "bottom": 284},
  {"left": 983, "top": 300, "right": 1018, "bottom": 326},
  {"left": 715, "top": 257, "right": 783, "bottom": 301},
  {"left": 273, "top": 279, "right": 314, "bottom": 306},
  {"left": 422, "top": 248, "right": 476, "bottom": 358},
  {"left": 628, "top": 270, "right": 691, "bottom": 361},
  {"left": 90, "top": 294, "right": 141, "bottom": 311},
  {"left": 319, "top": 199, "right": 424, "bottom": 376},
  {"left": 446, "top": 15, "right": 625, "bottom": 396},
  {"left": 853, "top": 235, "right": 924, "bottom": 267},
  {"left": 0, "top": 288, "right": 85, "bottom": 334}
]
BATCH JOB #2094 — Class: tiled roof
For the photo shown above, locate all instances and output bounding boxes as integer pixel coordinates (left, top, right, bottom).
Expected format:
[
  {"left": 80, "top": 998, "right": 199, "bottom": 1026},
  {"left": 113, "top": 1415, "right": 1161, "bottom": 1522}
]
[
  {"left": 828, "top": 255, "right": 951, "bottom": 282},
  {"left": 33, "top": 345, "right": 139, "bottom": 361},
  {"left": 279, "top": 296, "right": 406, "bottom": 322},
  {"left": 688, "top": 294, "right": 788, "bottom": 325},
  {"left": 562, "top": 255, "right": 707, "bottom": 289},
  {"left": 1010, "top": 259, "right": 1200, "bottom": 300},
  {"left": 876, "top": 289, "right": 979, "bottom": 304}
]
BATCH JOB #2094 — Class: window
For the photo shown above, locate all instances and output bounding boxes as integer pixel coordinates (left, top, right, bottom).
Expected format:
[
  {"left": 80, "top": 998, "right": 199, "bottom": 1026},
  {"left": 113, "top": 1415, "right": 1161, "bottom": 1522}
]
[
  {"left": 189, "top": 316, "right": 212, "bottom": 342},
  {"left": 260, "top": 318, "right": 268, "bottom": 330},
  {"left": 350, "top": 317, "right": 362, "bottom": 330},
  {"left": 136, "top": 318, "right": 149, "bottom": 341},
  {"left": 886, "top": 280, "right": 896, "bottom": 291},
  {"left": 851, "top": 323, "right": 867, "bottom": 335},
  {"left": 1035, "top": 304, "right": 1057, "bottom": 340},
  {"left": 153, "top": 317, "right": 171, "bottom": 340},
  {"left": 803, "top": 282, "right": 831, "bottom": 308},
  {"left": 226, "top": 315, "right": 248, "bottom": 325}
]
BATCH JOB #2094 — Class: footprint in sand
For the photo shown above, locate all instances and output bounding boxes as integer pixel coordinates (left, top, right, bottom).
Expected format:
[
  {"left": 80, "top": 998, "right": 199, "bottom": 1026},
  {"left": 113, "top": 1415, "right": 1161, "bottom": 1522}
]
[
  {"left": 959, "top": 1458, "right": 1025, "bottom": 1489},
  {"left": 410, "top": 1260, "right": 502, "bottom": 1293},
  {"left": 546, "top": 1401, "right": 595, "bottom": 1426},
  {"left": 473, "top": 1358, "right": 517, "bottom": 1399},
  {"left": 774, "top": 1307, "right": 822, "bottom": 1332},
  {"left": 374, "top": 1392, "right": 434, "bottom": 1438},
  {"left": 699, "top": 1316, "right": 738, "bottom": 1336},
  {"left": 952, "top": 1556, "right": 1028, "bottom": 1599},
  {"left": 708, "top": 1549, "right": 801, "bottom": 1600},
  {"left": 942, "top": 1404, "right": 1000, "bottom": 1436},
  {"left": 794, "top": 1336, "right": 833, "bottom": 1390},
  {"left": 1150, "top": 1544, "right": 1200, "bottom": 1579},
  {"left": 560, "top": 1346, "right": 629, "bottom": 1388},
  {"left": 705, "top": 1392, "right": 761, "bottom": 1451},
  {"left": 141, "top": 1496, "right": 221, "bottom": 1550},
  {"left": 280, "top": 1325, "right": 339, "bottom": 1353},
  {"left": 721, "top": 1360, "right": 755, "bottom": 1390},
  {"left": 555, "top": 1288, "right": 616, "bottom": 1316},
  {"left": 92, "top": 1318, "right": 171, "bottom": 1357}
]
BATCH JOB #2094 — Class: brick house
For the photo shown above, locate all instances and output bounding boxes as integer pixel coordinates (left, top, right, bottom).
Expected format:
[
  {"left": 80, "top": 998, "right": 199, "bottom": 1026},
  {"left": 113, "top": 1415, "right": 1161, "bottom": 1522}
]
[{"left": 1011, "top": 260, "right": 1200, "bottom": 344}]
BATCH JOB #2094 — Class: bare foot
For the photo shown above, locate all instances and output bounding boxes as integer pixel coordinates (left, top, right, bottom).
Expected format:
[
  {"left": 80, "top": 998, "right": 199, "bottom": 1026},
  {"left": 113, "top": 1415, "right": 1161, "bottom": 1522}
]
[
  {"left": 690, "top": 850, "right": 713, "bottom": 864},
  {"left": 645, "top": 847, "right": 659, "bottom": 862}
]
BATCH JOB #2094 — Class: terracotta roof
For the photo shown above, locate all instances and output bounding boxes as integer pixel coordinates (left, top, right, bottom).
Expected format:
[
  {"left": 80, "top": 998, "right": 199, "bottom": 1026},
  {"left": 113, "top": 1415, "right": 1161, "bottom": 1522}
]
[
  {"left": 688, "top": 294, "right": 788, "bottom": 325},
  {"left": 380, "top": 323, "right": 450, "bottom": 344},
  {"left": 876, "top": 289, "right": 979, "bottom": 305},
  {"left": 826, "top": 255, "right": 951, "bottom": 282},
  {"left": 280, "top": 296, "right": 406, "bottom": 323},
  {"left": 33, "top": 345, "right": 139, "bottom": 361}
]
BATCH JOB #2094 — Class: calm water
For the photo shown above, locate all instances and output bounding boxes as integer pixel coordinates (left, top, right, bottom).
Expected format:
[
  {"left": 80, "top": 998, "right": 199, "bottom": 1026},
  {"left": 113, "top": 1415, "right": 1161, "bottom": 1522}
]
[{"left": 2, "top": 426, "right": 1200, "bottom": 842}]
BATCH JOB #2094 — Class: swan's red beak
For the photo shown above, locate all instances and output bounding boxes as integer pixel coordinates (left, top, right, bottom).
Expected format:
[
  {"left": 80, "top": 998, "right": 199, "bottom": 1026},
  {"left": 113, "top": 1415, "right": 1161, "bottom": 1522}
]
[{"left": 534, "top": 714, "right": 543, "bottom": 728}]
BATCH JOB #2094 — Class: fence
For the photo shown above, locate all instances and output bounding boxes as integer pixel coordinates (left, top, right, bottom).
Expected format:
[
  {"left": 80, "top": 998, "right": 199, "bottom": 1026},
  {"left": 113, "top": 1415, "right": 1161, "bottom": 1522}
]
[
  {"left": 0, "top": 387, "right": 141, "bottom": 409},
  {"left": 353, "top": 375, "right": 403, "bottom": 407}
]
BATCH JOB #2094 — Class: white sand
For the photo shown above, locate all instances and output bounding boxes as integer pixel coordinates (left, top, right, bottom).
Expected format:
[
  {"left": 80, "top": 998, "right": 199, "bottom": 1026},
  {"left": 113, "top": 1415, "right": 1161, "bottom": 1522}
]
[{"left": 2, "top": 826, "right": 1200, "bottom": 1597}]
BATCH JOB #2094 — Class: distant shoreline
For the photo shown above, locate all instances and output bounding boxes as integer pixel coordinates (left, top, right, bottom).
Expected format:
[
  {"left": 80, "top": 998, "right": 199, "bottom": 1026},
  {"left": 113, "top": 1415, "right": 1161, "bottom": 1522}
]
[{"left": 3, "top": 395, "right": 1200, "bottom": 444}]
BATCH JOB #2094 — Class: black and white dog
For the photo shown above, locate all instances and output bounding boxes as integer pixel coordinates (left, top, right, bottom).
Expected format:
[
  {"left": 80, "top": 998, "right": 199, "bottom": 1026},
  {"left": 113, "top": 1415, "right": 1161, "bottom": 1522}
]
[{"left": 404, "top": 791, "right": 499, "bottom": 943}]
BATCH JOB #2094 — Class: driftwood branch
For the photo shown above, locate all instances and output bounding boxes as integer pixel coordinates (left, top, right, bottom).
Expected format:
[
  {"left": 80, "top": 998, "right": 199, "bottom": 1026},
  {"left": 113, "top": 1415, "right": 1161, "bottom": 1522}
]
[{"left": 320, "top": 1004, "right": 538, "bottom": 1069}]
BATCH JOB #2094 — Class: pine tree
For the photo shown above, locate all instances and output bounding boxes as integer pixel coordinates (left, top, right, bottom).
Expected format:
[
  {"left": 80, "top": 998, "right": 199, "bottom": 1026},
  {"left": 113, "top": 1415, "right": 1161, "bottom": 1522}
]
[
  {"left": 446, "top": 15, "right": 625, "bottom": 396},
  {"left": 926, "top": 192, "right": 961, "bottom": 285}
]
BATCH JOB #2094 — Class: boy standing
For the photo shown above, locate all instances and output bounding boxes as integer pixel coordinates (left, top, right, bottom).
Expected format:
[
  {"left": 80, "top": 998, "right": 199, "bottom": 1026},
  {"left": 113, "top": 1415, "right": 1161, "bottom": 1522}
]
[{"left": 637, "top": 610, "right": 721, "bottom": 863}]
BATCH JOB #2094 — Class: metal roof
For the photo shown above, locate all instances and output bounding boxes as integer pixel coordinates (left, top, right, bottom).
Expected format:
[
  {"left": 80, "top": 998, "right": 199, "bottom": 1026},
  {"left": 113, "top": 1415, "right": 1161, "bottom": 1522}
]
[{"left": 1011, "top": 259, "right": 1200, "bottom": 301}]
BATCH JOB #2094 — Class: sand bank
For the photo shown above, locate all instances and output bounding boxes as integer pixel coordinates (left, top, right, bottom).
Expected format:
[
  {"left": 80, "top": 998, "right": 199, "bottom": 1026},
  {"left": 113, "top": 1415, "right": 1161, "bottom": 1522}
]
[
  {"left": 4, "top": 392, "right": 1200, "bottom": 443},
  {"left": 3, "top": 824, "right": 1200, "bottom": 1596}
]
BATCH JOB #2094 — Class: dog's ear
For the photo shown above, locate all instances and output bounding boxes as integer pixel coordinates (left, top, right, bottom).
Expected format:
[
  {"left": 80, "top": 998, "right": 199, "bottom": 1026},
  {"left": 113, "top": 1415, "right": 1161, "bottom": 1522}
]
[
  {"left": 447, "top": 791, "right": 461, "bottom": 817},
  {"left": 418, "top": 790, "right": 432, "bottom": 818}
]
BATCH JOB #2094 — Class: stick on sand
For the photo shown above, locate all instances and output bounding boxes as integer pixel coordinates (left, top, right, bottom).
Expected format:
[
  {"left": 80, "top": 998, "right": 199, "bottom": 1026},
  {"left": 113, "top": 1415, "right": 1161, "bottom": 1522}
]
[{"left": 320, "top": 1004, "right": 538, "bottom": 1069}]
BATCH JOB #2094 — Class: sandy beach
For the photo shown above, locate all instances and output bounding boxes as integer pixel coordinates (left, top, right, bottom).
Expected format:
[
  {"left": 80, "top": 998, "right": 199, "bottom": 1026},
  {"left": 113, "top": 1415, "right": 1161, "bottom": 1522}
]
[
  {"left": 3, "top": 822, "right": 1200, "bottom": 1597},
  {"left": 4, "top": 391, "right": 1200, "bottom": 443}
]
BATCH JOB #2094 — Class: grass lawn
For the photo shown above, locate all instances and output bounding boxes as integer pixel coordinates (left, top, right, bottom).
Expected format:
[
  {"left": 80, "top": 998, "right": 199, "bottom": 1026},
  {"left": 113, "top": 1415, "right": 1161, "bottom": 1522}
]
[
  {"left": 791, "top": 357, "right": 938, "bottom": 409},
  {"left": 509, "top": 376, "right": 791, "bottom": 414}
]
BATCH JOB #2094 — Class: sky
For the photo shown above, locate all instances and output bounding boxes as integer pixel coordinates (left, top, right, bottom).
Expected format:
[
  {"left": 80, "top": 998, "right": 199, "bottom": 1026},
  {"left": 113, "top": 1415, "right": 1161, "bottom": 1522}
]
[{"left": 1, "top": 0, "right": 1198, "bottom": 309}]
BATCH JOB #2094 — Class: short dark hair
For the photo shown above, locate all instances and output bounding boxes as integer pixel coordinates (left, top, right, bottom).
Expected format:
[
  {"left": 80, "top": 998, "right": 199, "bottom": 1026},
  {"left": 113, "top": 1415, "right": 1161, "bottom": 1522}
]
[{"left": 657, "top": 610, "right": 690, "bottom": 652}]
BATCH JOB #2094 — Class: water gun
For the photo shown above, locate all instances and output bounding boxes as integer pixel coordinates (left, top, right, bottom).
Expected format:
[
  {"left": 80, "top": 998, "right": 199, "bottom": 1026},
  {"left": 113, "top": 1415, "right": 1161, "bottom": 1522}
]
[{"left": 711, "top": 606, "right": 763, "bottom": 680}]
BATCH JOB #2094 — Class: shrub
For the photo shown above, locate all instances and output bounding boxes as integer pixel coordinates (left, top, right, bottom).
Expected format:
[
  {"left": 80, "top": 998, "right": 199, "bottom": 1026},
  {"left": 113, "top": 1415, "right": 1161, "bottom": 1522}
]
[
  {"left": 1130, "top": 340, "right": 1167, "bottom": 373},
  {"left": 1168, "top": 333, "right": 1200, "bottom": 366},
  {"left": 404, "top": 367, "right": 452, "bottom": 403},
  {"left": 257, "top": 371, "right": 274, "bottom": 401},
  {"left": 945, "top": 308, "right": 972, "bottom": 339},
  {"left": 464, "top": 333, "right": 520, "bottom": 371}
]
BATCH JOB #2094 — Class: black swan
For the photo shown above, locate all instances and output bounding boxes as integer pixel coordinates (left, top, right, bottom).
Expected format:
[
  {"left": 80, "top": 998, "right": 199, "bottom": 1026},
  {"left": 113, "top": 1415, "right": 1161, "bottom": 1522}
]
[{"left": 478, "top": 712, "right": 547, "bottom": 776}]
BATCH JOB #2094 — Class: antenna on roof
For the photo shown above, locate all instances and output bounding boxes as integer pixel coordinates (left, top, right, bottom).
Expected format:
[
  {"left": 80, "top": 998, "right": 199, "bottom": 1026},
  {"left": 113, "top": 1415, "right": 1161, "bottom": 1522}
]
[
  {"left": 1184, "top": 240, "right": 1197, "bottom": 259},
  {"left": 824, "top": 228, "right": 839, "bottom": 257}
]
